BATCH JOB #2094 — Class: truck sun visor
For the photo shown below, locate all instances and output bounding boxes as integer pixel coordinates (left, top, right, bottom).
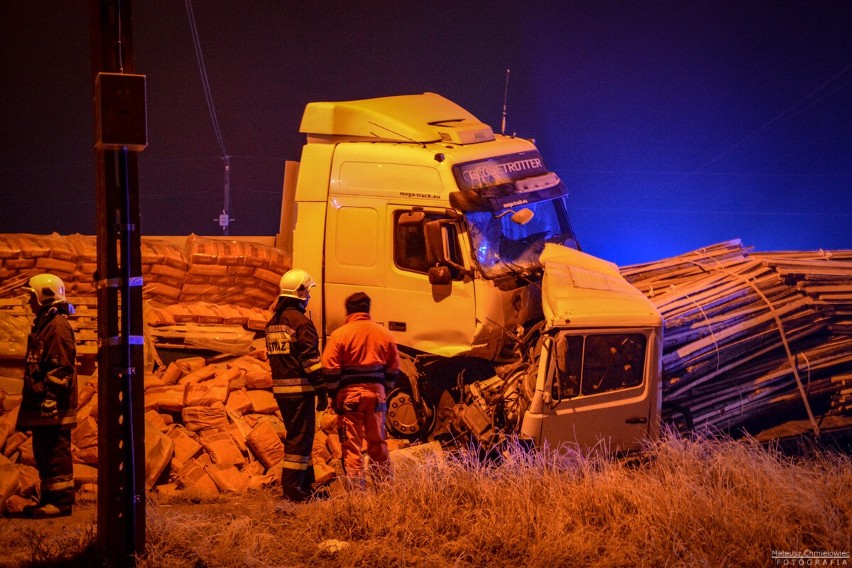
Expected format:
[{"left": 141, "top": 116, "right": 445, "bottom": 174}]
[
  {"left": 450, "top": 150, "right": 568, "bottom": 211},
  {"left": 452, "top": 150, "right": 549, "bottom": 191},
  {"left": 449, "top": 178, "right": 568, "bottom": 212}
]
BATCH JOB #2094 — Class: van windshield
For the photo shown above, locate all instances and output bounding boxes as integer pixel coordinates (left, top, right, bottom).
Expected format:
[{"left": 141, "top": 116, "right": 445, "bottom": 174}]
[
  {"left": 466, "top": 197, "right": 579, "bottom": 278},
  {"left": 553, "top": 333, "right": 647, "bottom": 399}
]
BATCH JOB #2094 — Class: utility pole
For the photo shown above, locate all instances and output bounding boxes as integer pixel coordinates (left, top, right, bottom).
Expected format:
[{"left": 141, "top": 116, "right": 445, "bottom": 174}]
[
  {"left": 185, "top": 0, "right": 232, "bottom": 236},
  {"left": 91, "top": 0, "right": 147, "bottom": 564},
  {"left": 219, "top": 154, "right": 232, "bottom": 235}
]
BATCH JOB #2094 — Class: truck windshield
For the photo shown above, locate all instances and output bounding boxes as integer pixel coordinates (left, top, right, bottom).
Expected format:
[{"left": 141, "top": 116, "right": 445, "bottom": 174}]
[{"left": 466, "top": 197, "right": 579, "bottom": 278}]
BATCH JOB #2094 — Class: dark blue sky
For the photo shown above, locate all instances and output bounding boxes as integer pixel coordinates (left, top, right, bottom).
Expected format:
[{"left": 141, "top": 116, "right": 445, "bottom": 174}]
[{"left": 1, "top": 1, "right": 850, "bottom": 266}]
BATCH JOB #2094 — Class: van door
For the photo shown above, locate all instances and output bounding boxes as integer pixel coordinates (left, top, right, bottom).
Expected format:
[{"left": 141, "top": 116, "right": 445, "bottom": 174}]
[
  {"left": 384, "top": 206, "right": 476, "bottom": 356},
  {"left": 539, "top": 330, "right": 655, "bottom": 452}
]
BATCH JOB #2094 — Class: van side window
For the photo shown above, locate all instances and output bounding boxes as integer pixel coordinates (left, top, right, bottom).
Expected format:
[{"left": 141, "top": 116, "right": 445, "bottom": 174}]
[
  {"left": 553, "top": 333, "right": 646, "bottom": 399},
  {"left": 393, "top": 211, "right": 463, "bottom": 276}
]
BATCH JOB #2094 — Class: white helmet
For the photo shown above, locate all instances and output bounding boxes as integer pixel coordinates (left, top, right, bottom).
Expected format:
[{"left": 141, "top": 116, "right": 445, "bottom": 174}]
[
  {"left": 23, "top": 273, "right": 67, "bottom": 305},
  {"left": 278, "top": 269, "right": 316, "bottom": 300}
]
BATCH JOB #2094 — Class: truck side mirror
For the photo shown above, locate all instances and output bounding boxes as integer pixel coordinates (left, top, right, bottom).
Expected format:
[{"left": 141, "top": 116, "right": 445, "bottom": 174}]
[
  {"left": 423, "top": 219, "right": 445, "bottom": 265},
  {"left": 428, "top": 265, "right": 452, "bottom": 285},
  {"left": 424, "top": 219, "right": 471, "bottom": 280}
]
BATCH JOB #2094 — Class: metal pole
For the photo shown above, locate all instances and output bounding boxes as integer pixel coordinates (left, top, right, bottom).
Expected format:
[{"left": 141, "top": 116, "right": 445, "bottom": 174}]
[
  {"left": 91, "top": 0, "right": 146, "bottom": 564},
  {"left": 223, "top": 154, "right": 231, "bottom": 235}
]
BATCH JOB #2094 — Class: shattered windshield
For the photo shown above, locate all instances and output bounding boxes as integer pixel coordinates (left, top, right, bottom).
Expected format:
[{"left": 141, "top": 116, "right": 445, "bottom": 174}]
[{"left": 466, "top": 197, "right": 579, "bottom": 278}]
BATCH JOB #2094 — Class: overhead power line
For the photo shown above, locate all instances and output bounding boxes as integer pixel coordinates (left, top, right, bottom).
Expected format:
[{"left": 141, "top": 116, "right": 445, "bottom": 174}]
[
  {"left": 184, "top": 0, "right": 226, "bottom": 156},
  {"left": 184, "top": 0, "right": 233, "bottom": 234},
  {"left": 692, "top": 61, "right": 852, "bottom": 173}
]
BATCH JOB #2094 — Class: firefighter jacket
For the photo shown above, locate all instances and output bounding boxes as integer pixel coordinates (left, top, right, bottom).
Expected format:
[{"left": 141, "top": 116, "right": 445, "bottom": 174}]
[
  {"left": 265, "top": 301, "right": 323, "bottom": 397},
  {"left": 18, "top": 302, "right": 78, "bottom": 429},
  {"left": 321, "top": 312, "right": 400, "bottom": 393}
]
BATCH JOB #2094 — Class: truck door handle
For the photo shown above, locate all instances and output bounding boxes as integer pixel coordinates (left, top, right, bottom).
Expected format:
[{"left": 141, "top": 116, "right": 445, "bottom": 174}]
[
  {"left": 625, "top": 416, "right": 648, "bottom": 424},
  {"left": 389, "top": 321, "right": 406, "bottom": 332}
]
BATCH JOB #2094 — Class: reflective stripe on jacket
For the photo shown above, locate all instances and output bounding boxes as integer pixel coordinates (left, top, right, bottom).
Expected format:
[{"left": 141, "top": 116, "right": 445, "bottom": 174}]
[
  {"left": 321, "top": 312, "right": 400, "bottom": 392},
  {"left": 266, "top": 304, "right": 322, "bottom": 397}
]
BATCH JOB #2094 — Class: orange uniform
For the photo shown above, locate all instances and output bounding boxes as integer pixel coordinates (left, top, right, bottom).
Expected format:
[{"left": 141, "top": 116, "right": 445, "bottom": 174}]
[{"left": 322, "top": 311, "right": 399, "bottom": 487}]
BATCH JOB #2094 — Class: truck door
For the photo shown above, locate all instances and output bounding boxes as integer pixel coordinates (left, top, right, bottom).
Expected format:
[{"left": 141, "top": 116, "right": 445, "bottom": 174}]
[
  {"left": 539, "top": 330, "right": 656, "bottom": 452},
  {"left": 384, "top": 206, "right": 476, "bottom": 356},
  {"left": 323, "top": 199, "right": 387, "bottom": 337}
]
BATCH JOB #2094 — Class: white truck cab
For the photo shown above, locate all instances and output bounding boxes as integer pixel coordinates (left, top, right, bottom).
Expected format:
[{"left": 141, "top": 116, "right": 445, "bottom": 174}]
[
  {"left": 520, "top": 245, "right": 663, "bottom": 451},
  {"left": 278, "top": 93, "right": 662, "bottom": 452}
]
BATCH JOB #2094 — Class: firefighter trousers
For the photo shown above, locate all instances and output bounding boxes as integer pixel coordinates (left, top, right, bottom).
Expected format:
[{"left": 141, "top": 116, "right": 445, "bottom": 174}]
[
  {"left": 32, "top": 425, "right": 75, "bottom": 511},
  {"left": 276, "top": 393, "right": 316, "bottom": 501}
]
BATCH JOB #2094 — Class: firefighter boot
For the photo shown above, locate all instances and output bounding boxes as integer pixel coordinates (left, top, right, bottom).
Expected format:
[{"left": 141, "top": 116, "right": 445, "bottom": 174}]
[
  {"left": 31, "top": 503, "right": 72, "bottom": 519},
  {"left": 32, "top": 482, "right": 74, "bottom": 518},
  {"left": 281, "top": 468, "right": 310, "bottom": 502},
  {"left": 301, "top": 463, "right": 317, "bottom": 495}
]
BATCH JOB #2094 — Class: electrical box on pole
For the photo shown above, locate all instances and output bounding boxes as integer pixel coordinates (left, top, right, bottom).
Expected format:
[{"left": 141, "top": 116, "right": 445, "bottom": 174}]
[{"left": 95, "top": 72, "right": 148, "bottom": 151}]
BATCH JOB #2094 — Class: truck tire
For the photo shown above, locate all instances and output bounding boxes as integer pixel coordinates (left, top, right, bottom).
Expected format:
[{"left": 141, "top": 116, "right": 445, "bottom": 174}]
[{"left": 385, "top": 352, "right": 436, "bottom": 441}]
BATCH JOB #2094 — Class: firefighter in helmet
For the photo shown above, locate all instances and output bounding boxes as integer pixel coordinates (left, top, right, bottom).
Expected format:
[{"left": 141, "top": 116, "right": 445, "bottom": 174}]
[
  {"left": 265, "top": 269, "right": 328, "bottom": 502},
  {"left": 17, "top": 273, "right": 78, "bottom": 518}
]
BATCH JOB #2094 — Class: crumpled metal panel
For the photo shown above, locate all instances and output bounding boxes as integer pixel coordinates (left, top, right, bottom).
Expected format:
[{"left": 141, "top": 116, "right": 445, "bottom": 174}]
[{"left": 540, "top": 244, "right": 662, "bottom": 329}]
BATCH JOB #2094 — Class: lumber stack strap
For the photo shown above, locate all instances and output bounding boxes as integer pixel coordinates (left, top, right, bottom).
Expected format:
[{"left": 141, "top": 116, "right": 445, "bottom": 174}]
[{"left": 621, "top": 239, "right": 852, "bottom": 437}]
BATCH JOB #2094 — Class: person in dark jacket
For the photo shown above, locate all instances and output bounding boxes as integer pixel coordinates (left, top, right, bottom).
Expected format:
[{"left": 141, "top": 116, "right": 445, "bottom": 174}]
[
  {"left": 265, "top": 269, "right": 327, "bottom": 502},
  {"left": 17, "top": 273, "right": 77, "bottom": 518}
]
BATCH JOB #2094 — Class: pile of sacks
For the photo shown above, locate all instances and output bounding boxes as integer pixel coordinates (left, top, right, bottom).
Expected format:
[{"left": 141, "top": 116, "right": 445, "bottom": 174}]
[
  {"left": 0, "top": 232, "right": 291, "bottom": 309},
  {"left": 142, "top": 350, "right": 345, "bottom": 496},
  {"left": 0, "top": 233, "right": 83, "bottom": 294},
  {"left": 0, "top": 349, "right": 348, "bottom": 512},
  {"left": 0, "top": 231, "right": 353, "bottom": 513}
]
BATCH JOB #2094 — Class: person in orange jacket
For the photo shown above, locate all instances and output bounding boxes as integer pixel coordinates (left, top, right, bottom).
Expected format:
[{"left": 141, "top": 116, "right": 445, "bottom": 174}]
[{"left": 321, "top": 292, "right": 399, "bottom": 489}]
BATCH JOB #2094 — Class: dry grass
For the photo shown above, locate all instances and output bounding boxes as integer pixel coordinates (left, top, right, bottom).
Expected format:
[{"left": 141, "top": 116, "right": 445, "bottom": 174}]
[
  {"left": 140, "top": 432, "right": 851, "bottom": 568},
  {"left": 2, "top": 432, "right": 850, "bottom": 567},
  {"left": 0, "top": 491, "right": 98, "bottom": 568}
]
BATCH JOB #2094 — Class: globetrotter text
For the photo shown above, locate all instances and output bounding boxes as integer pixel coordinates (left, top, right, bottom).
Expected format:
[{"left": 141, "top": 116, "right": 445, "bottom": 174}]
[{"left": 462, "top": 157, "right": 544, "bottom": 184}]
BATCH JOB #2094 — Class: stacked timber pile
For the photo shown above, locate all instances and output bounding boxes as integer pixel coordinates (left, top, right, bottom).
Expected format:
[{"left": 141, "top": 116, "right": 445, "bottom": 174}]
[{"left": 621, "top": 239, "right": 852, "bottom": 436}]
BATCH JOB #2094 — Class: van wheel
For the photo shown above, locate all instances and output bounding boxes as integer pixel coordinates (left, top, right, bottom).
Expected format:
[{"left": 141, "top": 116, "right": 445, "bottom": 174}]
[{"left": 386, "top": 387, "right": 436, "bottom": 441}]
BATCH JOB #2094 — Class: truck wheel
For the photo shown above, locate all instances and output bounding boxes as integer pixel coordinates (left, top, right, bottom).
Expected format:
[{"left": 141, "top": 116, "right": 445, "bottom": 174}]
[{"left": 385, "top": 387, "right": 436, "bottom": 441}]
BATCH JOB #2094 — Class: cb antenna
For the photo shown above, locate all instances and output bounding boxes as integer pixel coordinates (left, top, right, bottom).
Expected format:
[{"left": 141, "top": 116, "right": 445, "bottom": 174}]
[{"left": 501, "top": 68, "right": 511, "bottom": 135}]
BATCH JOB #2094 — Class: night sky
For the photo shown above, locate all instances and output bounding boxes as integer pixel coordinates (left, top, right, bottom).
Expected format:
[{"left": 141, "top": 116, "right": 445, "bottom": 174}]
[{"left": 1, "top": 1, "right": 850, "bottom": 266}]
